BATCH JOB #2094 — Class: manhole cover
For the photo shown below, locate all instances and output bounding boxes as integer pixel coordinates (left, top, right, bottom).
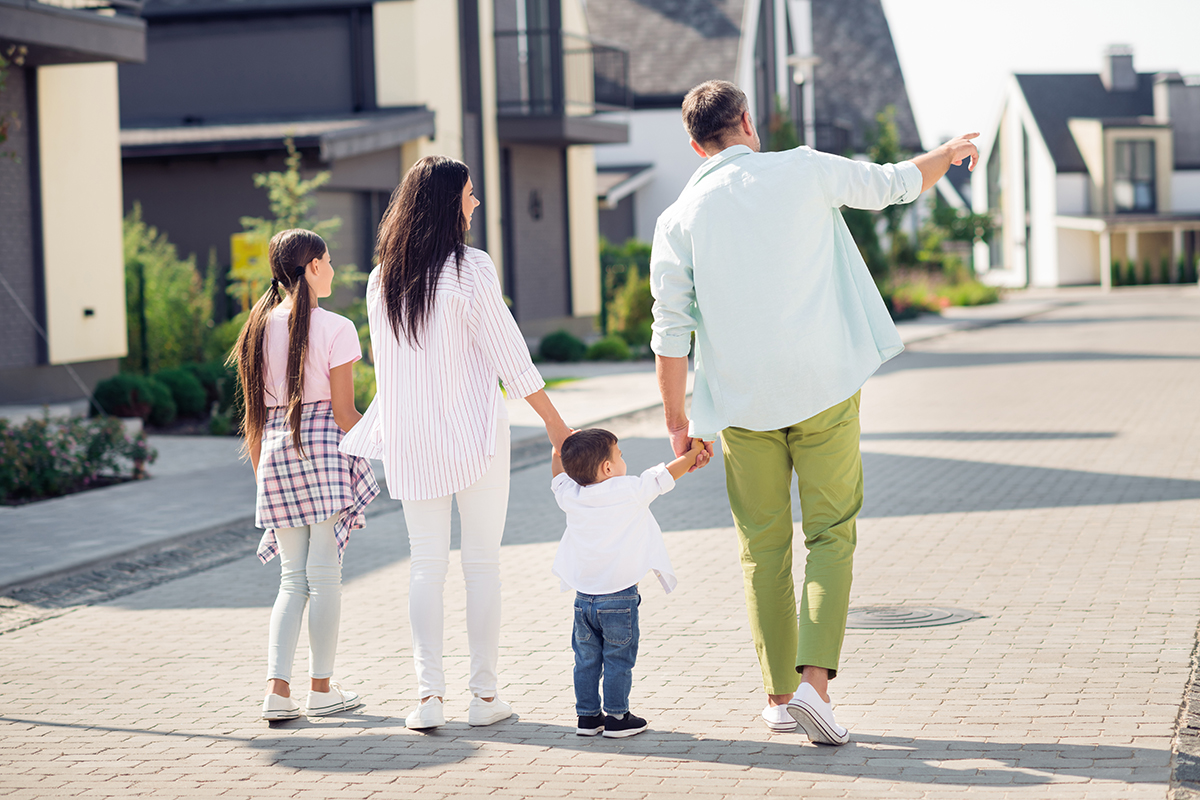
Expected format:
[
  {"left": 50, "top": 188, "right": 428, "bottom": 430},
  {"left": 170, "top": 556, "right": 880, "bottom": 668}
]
[{"left": 844, "top": 606, "right": 982, "bottom": 629}]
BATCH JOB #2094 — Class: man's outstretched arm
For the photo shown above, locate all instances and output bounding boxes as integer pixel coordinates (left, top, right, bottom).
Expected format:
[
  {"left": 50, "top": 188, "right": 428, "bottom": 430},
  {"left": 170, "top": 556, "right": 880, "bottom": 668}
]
[
  {"left": 910, "top": 132, "right": 980, "bottom": 193},
  {"left": 656, "top": 354, "right": 711, "bottom": 469}
]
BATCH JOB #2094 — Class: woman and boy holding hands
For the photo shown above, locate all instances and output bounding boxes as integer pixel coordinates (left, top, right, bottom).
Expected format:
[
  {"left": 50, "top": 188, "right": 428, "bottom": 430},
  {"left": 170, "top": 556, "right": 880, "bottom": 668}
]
[{"left": 233, "top": 79, "right": 978, "bottom": 746}]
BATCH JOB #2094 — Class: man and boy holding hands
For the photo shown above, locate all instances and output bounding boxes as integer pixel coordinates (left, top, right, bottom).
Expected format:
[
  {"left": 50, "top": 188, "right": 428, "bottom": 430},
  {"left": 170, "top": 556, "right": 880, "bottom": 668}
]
[{"left": 549, "top": 79, "right": 977, "bottom": 744}]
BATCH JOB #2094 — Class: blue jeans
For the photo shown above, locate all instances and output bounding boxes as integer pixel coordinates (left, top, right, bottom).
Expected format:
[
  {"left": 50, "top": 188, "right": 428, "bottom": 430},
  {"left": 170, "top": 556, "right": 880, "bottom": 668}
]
[{"left": 572, "top": 586, "right": 640, "bottom": 716}]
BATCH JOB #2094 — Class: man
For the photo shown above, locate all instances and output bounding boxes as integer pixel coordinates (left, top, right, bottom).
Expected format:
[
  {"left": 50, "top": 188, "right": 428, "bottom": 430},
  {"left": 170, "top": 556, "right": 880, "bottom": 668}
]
[{"left": 651, "top": 80, "right": 977, "bottom": 745}]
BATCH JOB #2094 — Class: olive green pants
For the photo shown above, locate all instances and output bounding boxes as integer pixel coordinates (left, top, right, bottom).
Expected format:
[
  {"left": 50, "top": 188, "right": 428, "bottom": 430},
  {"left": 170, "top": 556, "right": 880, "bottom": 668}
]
[{"left": 720, "top": 392, "right": 863, "bottom": 695}]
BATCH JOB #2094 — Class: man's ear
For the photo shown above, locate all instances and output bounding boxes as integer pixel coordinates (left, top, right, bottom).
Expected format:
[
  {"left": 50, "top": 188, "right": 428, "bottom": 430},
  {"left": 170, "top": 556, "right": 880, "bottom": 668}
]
[
  {"left": 741, "top": 109, "right": 755, "bottom": 137},
  {"left": 690, "top": 139, "right": 708, "bottom": 158}
]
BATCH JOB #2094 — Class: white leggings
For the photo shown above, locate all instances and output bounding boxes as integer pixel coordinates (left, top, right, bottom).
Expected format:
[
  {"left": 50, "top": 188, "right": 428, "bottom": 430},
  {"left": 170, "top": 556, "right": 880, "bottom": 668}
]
[
  {"left": 402, "top": 419, "right": 510, "bottom": 699},
  {"left": 266, "top": 515, "right": 341, "bottom": 683}
]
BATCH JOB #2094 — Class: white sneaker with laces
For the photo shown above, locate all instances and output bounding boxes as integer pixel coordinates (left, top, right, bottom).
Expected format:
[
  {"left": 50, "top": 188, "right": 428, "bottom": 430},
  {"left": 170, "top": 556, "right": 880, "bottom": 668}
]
[
  {"left": 405, "top": 697, "right": 446, "bottom": 729},
  {"left": 761, "top": 703, "right": 797, "bottom": 732},
  {"left": 306, "top": 682, "right": 362, "bottom": 716},
  {"left": 262, "top": 693, "right": 301, "bottom": 721},
  {"left": 786, "top": 683, "right": 849, "bottom": 745},
  {"left": 468, "top": 695, "right": 513, "bottom": 726}
]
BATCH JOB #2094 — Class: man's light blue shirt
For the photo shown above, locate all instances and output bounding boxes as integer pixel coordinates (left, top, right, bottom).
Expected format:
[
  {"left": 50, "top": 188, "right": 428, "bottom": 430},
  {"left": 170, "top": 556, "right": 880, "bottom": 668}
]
[{"left": 649, "top": 144, "right": 922, "bottom": 440}]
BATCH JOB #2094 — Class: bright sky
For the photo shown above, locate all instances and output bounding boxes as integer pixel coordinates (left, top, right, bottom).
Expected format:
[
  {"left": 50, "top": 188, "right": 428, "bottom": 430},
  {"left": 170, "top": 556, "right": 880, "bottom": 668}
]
[{"left": 879, "top": 0, "right": 1199, "bottom": 149}]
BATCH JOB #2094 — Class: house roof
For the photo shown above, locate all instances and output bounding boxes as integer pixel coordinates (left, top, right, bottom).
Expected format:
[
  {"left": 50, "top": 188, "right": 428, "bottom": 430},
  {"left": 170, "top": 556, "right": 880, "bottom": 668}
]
[
  {"left": 585, "top": 0, "right": 745, "bottom": 102},
  {"left": 810, "top": 0, "right": 920, "bottom": 152},
  {"left": 140, "top": 0, "right": 368, "bottom": 18},
  {"left": 120, "top": 108, "right": 435, "bottom": 160},
  {"left": 585, "top": 0, "right": 920, "bottom": 152},
  {"left": 596, "top": 164, "right": 656, "bottom": 207},
  {"left": 1015, "top": 73, "right": 1156, "bottom": 173}
]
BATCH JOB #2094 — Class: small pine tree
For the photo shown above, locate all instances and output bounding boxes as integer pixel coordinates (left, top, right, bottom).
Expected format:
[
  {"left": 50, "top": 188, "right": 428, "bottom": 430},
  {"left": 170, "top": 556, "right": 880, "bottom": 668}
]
[{"left": 228, "top": 137, "right": 363, "bottom": 304}]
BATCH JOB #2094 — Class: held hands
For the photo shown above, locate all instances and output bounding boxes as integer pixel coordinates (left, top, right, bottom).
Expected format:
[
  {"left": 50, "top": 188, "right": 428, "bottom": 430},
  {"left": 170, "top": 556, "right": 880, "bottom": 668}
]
[{"left": 667, "top": 421, "right": 713, "bottom": 473}]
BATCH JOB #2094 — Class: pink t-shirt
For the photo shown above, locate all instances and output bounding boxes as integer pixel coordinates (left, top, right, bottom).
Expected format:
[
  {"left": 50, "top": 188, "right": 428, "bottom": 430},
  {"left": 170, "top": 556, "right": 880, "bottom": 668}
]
[{"left": 263, "top": 306, "right": 362, "bottom": 407}]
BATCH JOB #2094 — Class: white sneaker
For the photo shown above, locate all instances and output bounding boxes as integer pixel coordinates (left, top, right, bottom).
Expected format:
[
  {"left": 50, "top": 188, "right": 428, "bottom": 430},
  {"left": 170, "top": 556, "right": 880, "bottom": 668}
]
[
  {"left": 468, "top": 695, "right": 513, "bottom": 727},
  {"left": 262, "top": 693, "right": 300, "bottom": 721},
  {"left": 306, "top": 682, "right": 362, "bottom": 716},
  {"left": 786, "top": 683, "right": 849, "bottom": 745},
  {"left": 405, "top": 697, "right": 446, "bottom": 729},
  {"left": 761, "top": 703, "right": 797, "bottom": 732}
]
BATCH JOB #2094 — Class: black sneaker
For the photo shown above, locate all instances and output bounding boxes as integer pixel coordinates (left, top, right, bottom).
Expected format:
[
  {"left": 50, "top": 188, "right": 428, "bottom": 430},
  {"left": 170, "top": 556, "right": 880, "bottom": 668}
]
[
  {"left": 576, "top": 714, "right": 605, "bottom": 736},
  {"left": 601, "top": 712, "right": 647, "bottom": 738}
]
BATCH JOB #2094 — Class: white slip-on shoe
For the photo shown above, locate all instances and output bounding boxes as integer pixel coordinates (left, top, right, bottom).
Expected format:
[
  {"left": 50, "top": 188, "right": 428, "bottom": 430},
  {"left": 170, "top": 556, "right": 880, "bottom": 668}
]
[
  {"left": 405, "top": 697, "right": 446, "bottom": 729},
  {"left": 786, "top": 683, "right": 849, "bottom": 745},
  {"left": 306, "top": 682, "right": 362, "bottom": 716},
  {"left": 761, "top": 703, "right": 798, "bottom": 732},
  {"left": 468, "top": 695, "right": 513, "bottom": 727},
  {"left": 262, "top": 693, "right": 301, "bottom": 721}
]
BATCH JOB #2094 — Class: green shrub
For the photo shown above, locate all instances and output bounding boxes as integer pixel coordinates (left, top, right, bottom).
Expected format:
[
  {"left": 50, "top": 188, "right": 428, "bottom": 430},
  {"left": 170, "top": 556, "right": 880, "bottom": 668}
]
[
  {"left": 585, "top": 335, "right": 631, "bottom": 361},
  {"left": 154, "top": 368, "right": 207, "bottom": 418},
  {"left": 539, "top": 330, "right": 586, "bottom": 363},
  {"left": 1183, "top": 254, "right": 1199, "bottom": 284},
  {"left": 93, "top": 373, "right": 154, "bottom": 419},
  {"left": 184, "top": 360, "right": 228, "bottom": 406},
  {"left": 353, "top": 360, "right": 376, "bottom": 410},
  {"left": 609, "top": 264, "right": 654, "bottom": 347},
  {"left": 940, "top": 281, "right": 1000, "bottom": 307},
  {"left": 0, "top": 415, "right": 157, "bottom": 504},
  {"left": 204, "top": 311, "right": 249, "bottom": 364},
  {"left": 144, "top": 378, "right": 177, "bottom": 427}
]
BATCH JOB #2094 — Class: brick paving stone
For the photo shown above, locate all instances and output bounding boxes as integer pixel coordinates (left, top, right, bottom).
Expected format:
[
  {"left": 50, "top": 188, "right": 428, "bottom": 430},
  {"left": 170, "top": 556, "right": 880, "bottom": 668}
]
[{"left": 2, "top": 287, "right": 1200, "bottom": 798}]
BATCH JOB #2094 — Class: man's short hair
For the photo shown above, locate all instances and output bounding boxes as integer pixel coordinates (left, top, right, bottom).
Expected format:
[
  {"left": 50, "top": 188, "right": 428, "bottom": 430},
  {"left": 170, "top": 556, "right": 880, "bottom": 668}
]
[
  {"left": 682, "top": 80, "right": 749, "bottom": 150},
  {"left": 561, "top": 428, "right": 618, "bottom": 486}
]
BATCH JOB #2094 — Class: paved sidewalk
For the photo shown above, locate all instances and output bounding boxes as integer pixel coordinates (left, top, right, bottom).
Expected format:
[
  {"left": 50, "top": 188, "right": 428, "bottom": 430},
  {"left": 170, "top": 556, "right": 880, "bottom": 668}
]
[
  {"left": 2, "top": 286, "right": 1198, "bottom": 798},
  {"left": 0, "top": 292, "right": 1062, "bottom": 590}
]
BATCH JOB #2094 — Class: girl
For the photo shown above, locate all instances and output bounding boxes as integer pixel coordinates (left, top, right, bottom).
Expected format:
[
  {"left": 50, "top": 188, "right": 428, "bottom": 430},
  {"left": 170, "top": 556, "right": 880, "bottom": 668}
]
[
  {"left": 341, "top": 156, "right": 571, "bottom": 730},
  {"left": 230, "top": 228, "right": 380, "bottom": 721}
]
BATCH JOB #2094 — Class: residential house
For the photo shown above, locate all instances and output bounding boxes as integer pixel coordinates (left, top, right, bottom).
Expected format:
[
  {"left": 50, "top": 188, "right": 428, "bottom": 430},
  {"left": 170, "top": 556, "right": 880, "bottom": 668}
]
[
  {"left": 0, "top": 0, "right": 145, "bottom": 410},
  {"left": 587, "top": 0, "right": 920, "bottom": 244},
  {"left": 119, "top": 0, "right": 628, "bottom": 338},
  {"left": 972, "top": 46, "right": 1200, "bottom": 288}
]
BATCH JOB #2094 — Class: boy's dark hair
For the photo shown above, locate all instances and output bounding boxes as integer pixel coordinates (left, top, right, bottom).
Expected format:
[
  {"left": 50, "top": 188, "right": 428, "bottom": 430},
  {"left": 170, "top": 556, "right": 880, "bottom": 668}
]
[
  {"left": 561, "top": 428, "right": 619, "bottom": 486},
  {"left": 682, "top": 80, "right": 749, "bottom": 150}
]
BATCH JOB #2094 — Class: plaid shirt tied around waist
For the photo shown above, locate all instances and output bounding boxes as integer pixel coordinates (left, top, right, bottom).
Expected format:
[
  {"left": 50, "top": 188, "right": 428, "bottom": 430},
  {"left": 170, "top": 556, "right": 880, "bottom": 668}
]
[{"left": 255, "top": 400, "right": 380, "bottom": 564}]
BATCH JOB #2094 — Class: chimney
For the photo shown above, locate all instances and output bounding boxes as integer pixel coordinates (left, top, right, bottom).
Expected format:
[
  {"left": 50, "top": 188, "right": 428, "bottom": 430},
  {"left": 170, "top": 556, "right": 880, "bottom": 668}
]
[{"left": 1101, "top": 45, "right": 1137, "bottom": 92}]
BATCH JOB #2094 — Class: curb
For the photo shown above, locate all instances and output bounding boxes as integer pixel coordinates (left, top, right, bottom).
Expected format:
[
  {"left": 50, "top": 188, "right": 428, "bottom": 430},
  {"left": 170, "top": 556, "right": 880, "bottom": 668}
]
[
  {"left": 0, "top": 399, "right": 671, "bottom": 597},
  {"left": 1172, "top": 621, "right": 1200, "bottom": 799}
]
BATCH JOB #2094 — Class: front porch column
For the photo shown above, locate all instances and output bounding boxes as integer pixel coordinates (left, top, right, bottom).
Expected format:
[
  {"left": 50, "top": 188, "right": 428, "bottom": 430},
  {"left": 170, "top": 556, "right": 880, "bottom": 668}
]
[
  {"left": 1099, "top": 229, "right": 1112, "bottom": 291},
  {"left": 1171, "top": 226, "right": 1184, "bottom": 283},
  {"left": 1125, "top": 227, "right": 1139, "bottom": 266}
]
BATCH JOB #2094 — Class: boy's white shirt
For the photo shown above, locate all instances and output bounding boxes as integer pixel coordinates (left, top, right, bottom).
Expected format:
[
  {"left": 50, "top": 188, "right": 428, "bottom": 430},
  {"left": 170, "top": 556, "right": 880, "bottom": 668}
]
[{"left": 551, "top": 464, "right": 679, "bottom": 595}]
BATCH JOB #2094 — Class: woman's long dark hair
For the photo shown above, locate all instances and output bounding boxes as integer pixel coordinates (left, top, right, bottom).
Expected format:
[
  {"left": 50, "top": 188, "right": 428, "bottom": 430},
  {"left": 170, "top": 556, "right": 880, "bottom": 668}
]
[
  {"left": 376, "top": 155, "right": 471, "bottom": 345},
  {"left": 228, "top": 228, "right": 328, "bottom": 459}
]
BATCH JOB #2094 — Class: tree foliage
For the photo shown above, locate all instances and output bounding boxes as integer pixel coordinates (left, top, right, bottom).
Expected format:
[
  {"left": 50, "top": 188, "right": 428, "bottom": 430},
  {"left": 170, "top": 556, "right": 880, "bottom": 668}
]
[
  {"left": 228, "top": 137, "right": 363, "bottom": 303},
  {"left": 123, "top": 204, "right": 216, "bottom": 374}
]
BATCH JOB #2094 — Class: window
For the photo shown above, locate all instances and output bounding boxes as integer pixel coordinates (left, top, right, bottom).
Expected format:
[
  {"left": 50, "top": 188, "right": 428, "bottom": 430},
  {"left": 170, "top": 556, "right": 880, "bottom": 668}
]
[{"left": 1113, "top": 140, "right": 1156, "bottom": 213}]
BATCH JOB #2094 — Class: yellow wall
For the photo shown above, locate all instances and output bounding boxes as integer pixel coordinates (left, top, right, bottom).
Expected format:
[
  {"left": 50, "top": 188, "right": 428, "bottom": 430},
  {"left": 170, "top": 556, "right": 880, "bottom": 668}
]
[
  {"left": 567, "top": 145, "right": 600, "bottom": 319},
  {"left": 373, "top": 0, "right": 462, "bottom": 161},
  {"left": 37, "top": 62, "right": 127, "bottom": 365}
]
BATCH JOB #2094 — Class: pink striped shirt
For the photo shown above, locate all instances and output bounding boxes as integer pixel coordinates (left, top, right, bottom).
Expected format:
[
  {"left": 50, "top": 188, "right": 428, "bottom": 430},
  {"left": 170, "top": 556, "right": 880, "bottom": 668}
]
[{"left": 339, "top": 247, "right": 544, "bottom": 500}]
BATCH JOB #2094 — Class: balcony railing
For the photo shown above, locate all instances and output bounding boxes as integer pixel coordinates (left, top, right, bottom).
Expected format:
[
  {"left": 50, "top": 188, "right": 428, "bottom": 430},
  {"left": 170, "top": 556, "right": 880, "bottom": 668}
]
[{"left": 496, "top": 29, "right": 630, "bottom": 117}]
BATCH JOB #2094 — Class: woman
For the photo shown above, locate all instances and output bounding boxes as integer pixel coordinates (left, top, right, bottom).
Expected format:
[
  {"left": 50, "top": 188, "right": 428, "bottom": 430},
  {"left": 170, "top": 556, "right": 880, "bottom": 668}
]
[{"left": 341, "top": 156, "right": 570, "bottom": 729}]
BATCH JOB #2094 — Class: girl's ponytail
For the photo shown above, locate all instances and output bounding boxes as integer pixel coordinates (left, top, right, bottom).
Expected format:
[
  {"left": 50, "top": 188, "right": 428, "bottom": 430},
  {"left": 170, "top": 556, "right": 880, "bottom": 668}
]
[
  {"left": 229, "top": 283, "right": 282, "bottom": 458},
  {"left": 228, "top": 228, "right": 327, "bottom": 460}
]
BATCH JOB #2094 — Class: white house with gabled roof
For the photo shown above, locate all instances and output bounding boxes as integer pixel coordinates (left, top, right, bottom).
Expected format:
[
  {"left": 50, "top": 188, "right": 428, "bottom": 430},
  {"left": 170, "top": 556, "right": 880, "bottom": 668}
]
[{"left": 972, "top": 46, "right": 1200, "bottom": 288}]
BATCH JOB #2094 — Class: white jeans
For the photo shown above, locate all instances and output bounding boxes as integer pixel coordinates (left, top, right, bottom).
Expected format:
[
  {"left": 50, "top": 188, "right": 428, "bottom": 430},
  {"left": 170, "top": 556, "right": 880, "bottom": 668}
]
[
  {"left": 266, "top": 515, "right": 342, "bottom": 683},
  {"left": 402, "top": 418, "right": 510, "bottom": 699}
]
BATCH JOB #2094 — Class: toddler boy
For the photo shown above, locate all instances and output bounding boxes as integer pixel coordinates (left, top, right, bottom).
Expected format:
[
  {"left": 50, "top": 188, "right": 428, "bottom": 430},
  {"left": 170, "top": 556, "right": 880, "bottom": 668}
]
[{"left": 551, "top": 429, "right": 704, "bottom": 738}]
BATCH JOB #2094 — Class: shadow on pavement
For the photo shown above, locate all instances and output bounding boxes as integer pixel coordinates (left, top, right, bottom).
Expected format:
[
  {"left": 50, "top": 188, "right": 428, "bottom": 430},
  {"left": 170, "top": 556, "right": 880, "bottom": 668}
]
[
  {"left": 0, "top": 714, "right": 1166, "bottom": 786},
  {"left": 860, "top": 431, "right": 1117, "bottom": 441},
  {"left": 877, "top": 350, "right": 1200, "bottom": 376}
]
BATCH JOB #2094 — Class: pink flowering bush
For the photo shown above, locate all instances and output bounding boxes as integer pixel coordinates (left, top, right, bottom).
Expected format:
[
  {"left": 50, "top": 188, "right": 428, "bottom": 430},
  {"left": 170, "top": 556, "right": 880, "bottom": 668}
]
[{"left": 0, "top": 415, "right": 157, "bottom": 504}]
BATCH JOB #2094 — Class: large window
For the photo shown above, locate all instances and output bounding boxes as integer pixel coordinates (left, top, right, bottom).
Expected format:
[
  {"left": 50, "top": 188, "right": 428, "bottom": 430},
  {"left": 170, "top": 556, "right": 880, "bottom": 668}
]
[{"left": 1113, "top": 140, "right": 1156, "bottom": 213}]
